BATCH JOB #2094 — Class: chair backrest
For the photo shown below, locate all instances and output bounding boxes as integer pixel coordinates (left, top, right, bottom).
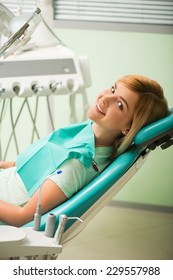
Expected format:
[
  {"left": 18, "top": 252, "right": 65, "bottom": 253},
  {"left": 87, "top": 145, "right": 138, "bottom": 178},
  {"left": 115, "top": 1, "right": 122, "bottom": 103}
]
[{"left": 134, "top": 108, "right": 173, "bottom": 150}]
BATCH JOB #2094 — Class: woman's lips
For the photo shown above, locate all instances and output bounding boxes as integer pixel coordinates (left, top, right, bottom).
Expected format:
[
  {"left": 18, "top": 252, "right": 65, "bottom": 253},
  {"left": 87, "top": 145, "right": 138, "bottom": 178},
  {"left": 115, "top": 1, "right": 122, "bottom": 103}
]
[{"left": 96, "top": 103, "right": 106, "bottom": 115}]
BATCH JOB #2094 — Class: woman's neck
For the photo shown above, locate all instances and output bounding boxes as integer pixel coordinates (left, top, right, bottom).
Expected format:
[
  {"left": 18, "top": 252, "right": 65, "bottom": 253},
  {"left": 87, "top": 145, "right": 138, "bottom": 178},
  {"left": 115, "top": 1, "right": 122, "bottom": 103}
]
[{"left": 92, "top": 123, "right": 121, "bottom": 147}]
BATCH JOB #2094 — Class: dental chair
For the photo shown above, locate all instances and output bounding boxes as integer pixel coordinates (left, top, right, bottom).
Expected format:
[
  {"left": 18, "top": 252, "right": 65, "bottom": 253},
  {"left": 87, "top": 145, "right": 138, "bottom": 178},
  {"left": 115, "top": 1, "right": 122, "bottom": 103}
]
[{"left": 0, "top": 109, "right": 173, "bottom": 260}]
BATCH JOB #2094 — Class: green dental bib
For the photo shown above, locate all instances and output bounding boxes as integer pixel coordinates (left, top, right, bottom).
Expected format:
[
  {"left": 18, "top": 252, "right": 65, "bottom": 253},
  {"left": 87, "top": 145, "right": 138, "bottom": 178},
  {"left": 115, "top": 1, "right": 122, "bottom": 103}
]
[{"left": 16, "top": 121, "right": 95, "bottom": 196}]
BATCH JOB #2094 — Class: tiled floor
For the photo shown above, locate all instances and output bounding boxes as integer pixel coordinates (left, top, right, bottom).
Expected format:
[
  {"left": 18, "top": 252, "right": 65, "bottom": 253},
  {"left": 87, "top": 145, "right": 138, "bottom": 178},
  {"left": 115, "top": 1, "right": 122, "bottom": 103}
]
[{"left": 58, "top": 204, "right": 173, "bottom": 260}]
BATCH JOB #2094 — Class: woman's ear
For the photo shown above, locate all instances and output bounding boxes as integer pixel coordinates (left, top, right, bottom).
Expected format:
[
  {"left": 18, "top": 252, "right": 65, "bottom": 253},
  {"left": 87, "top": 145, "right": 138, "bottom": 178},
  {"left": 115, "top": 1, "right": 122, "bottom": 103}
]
[{"left": 122, "top": 128, "right": 130, "bottom": 136}]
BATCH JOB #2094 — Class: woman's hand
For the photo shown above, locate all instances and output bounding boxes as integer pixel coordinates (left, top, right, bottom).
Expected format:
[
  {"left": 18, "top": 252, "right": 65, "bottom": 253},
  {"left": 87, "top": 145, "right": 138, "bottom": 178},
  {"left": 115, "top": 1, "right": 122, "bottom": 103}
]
[{"left": 0, "top": 161, "right": 15, "bottom": 169}]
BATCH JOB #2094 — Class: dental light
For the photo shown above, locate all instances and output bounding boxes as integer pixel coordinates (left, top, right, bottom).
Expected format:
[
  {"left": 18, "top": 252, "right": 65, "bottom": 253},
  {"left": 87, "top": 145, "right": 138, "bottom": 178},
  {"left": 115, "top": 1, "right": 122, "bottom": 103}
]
[{"left": 0, "top": 4, "right": 41, "bottom": 59}]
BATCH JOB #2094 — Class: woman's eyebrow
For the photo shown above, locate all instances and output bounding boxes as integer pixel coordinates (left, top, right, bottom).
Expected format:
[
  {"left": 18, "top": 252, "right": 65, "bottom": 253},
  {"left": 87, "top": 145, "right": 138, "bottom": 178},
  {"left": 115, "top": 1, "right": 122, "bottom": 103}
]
[
  {"left": 115, "top": 83, "right": 129, "bottom": 109},
  {"left": 120, "top": 96, "right": 129, "bottom": 109}
]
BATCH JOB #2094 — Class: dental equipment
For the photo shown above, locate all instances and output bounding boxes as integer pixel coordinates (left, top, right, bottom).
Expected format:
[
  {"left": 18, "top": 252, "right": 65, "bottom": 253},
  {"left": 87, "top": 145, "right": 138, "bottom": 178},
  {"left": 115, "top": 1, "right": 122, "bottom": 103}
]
[
  {"left": 0, "top": 45, "right": 91, "bottom": 160},
  {"left": 0, "top": 108, "right": 172, "bottom": 260},
  {"left": 53, "top": 215, "right": 83, "bottom": 245},
  {"left": 33, "top": 180, "right": 43, "bottom": 231},
  {"left": 0, "top": 4, "right": 91, "bottom": 161}
]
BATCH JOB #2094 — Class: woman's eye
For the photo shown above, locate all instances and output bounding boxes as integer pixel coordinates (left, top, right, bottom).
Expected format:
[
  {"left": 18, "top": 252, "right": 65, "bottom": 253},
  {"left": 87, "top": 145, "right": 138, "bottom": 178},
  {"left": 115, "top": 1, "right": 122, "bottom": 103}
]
[
  {"left": 111, "top": 86, "right": 115, "bottom": 94},
  {"left": 117, "top": 101, "right": 123, "bottom": 111}
]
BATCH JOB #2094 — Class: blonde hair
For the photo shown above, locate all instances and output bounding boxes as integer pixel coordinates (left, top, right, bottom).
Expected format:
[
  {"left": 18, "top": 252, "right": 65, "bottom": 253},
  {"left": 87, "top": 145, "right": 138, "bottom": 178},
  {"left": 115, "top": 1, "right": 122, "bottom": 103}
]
[{"left": 115, "top": 75, "right": 168, "bottom": 156}]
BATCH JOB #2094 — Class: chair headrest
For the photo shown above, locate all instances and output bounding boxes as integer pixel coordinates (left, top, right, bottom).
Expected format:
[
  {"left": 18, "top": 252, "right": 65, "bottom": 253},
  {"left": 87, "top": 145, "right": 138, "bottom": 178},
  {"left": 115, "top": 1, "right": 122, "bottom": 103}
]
[{"left": 134, "top": 108, "right": 173, "bottom": 150}]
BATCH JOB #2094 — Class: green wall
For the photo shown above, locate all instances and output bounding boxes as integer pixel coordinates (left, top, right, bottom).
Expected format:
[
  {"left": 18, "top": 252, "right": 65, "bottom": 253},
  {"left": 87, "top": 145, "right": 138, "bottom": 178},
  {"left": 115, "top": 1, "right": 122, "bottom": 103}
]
[{"left": 56, "top": 28, "right": 173, "bottom": 207}]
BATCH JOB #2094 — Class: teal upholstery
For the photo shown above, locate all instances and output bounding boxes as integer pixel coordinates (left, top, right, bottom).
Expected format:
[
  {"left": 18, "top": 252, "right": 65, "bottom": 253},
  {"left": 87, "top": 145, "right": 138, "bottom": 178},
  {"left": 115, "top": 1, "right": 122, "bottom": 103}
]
[{"left": 134, "top": 108, "right": 173, "bottom": 148}]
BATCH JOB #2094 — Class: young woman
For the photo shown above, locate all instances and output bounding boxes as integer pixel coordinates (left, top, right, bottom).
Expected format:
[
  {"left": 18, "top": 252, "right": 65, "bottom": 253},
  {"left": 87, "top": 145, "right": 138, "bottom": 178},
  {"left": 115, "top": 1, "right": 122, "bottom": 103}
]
[{"left": 0, "top": 75, "right": 168, "bottom": 226}]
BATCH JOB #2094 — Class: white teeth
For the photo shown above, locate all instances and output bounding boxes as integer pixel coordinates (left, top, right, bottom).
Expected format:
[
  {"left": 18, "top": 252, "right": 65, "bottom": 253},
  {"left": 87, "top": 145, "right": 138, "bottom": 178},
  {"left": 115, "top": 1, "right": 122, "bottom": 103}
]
[{"left": 97, "top": 103, "right": 105, "bottom": 115}]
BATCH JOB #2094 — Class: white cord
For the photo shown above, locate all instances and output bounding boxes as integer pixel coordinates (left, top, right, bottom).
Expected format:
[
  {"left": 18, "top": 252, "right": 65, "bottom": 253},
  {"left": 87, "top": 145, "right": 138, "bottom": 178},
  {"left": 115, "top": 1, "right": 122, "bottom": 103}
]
[
  {"left": 38, "top": 180, "right": 43, "bottom": 206},
  {"left": 0, "top": 99, "right": 8, "bottom": 160},
  {"left": 4, "top": 98, "right": 27, "bottom": 160},
  {"left": 33, "top": 181, "right": 44, "bottom": 231},
  {"left": 69, "top": 88, "right": 90, "bottom": 123}
]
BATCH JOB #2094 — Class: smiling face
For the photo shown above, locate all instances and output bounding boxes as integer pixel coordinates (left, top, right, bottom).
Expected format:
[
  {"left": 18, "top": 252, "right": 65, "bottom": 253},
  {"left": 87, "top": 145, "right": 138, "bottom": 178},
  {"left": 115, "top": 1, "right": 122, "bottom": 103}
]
[{"left": 87, "top": 82, "right": 139, "bottom": 143}]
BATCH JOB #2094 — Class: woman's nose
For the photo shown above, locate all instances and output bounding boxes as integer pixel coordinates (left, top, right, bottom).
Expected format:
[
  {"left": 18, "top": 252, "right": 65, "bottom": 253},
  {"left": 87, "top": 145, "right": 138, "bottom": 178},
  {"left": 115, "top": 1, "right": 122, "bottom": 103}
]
[
  {"left": 103, "top": 93, "right": 116, "bottom": 105},
  {"left": 100, "top": 97, "right": 108, "bottom": 107}
]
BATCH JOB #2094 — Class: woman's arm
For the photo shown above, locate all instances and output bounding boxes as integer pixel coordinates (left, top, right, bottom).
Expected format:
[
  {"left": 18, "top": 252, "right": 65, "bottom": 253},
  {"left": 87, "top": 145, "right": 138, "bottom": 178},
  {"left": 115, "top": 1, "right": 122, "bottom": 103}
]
[
  {"left": 0, "top": 161, "right": 15, "bottom": 169},
  {"left": 0, "top": 179, "right": 67, "bottom": 227}
]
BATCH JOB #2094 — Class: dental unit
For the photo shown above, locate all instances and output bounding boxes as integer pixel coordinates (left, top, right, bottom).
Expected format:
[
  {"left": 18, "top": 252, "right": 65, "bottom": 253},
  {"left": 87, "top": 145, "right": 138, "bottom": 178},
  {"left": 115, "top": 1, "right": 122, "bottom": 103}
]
[{"left": 0, "top": 3, "right": 91, "bottom": 160}]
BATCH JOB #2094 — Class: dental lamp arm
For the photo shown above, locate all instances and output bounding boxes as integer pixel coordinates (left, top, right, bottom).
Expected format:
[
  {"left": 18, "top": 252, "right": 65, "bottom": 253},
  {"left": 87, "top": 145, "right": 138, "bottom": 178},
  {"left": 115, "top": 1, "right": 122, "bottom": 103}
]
[{"left": 0, "top": 5, "right": 41, "bottom": 59}]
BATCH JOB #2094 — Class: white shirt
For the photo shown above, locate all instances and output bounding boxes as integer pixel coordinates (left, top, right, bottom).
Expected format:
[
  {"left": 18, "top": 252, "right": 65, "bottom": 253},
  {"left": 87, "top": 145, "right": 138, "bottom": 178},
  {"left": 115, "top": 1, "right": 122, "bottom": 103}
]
[{"left": 48, "top": 146, "right": 113, "bottom": 198}]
